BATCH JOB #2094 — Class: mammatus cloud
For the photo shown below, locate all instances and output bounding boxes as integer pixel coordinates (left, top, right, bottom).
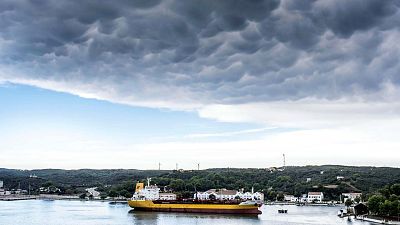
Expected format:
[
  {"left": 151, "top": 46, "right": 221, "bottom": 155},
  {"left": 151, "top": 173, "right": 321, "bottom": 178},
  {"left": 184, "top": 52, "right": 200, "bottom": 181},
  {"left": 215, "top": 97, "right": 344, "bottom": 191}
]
[{"left": 1, "top": 0, "right": 400, "bottom": 126}]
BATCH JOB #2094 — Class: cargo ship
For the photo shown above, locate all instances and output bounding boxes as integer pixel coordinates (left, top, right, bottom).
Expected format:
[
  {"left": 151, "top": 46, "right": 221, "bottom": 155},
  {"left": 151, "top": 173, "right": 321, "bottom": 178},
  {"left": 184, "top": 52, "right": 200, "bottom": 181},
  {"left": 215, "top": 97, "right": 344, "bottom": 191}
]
[{"left": 128, "top": 179, "right": 262, "bottom": 214}]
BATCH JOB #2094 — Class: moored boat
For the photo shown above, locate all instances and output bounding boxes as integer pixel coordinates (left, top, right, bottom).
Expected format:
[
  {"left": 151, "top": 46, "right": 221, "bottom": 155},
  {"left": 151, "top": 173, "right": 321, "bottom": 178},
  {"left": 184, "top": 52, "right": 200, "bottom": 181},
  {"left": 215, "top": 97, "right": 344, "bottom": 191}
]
[{"left": 128, "top": 179, "right": 262, "bottom": 214}]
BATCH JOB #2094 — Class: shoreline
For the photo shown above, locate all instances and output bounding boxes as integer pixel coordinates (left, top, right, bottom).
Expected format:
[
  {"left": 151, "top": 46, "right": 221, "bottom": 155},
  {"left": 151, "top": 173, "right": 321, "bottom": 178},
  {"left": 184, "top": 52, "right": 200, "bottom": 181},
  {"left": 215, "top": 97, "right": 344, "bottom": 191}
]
[
  {"left": 266, "top": 202, "right": 343, "bottom": 207},
  {"left": 2, "top": 196, "right": 343, "bottom": 207},
  {"left": 355, "top": 215, "right": 400, "bottom": 225},
  {"left": 0, "top": 194, "right": 128, "bottom": 203}
]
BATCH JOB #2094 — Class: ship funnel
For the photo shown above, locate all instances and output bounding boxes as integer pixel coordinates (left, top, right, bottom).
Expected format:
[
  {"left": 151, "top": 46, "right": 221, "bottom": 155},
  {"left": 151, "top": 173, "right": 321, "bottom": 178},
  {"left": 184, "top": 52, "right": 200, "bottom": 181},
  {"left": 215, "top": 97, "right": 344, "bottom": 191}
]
[{"left": 135, "top": 183, "right": 144, "bottom": 193}]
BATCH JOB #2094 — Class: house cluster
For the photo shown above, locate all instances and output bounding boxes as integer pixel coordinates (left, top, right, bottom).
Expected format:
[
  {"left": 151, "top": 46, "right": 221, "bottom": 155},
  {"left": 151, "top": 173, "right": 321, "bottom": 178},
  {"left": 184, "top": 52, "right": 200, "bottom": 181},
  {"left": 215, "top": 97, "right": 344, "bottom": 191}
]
[
  {"left": 284, "top": 192, "right": 324, "bottom": 203},
  {"left": 39, "top": 186, "right": 61, "bottom": 193},
  {"left": 194, "top": 188, "right": 264, "bottom": 201},
  {"left": 342, "top": 193, "right": 362, "bottom": 202},
  {"left": 0, "top": 180, "right": 9, "bottom": 196},
  {"left": 283, "top": 192, "right": 363, "bottom": 203},
  {"left": 0, "top": 180, "right": 27, "bottom": 196}
]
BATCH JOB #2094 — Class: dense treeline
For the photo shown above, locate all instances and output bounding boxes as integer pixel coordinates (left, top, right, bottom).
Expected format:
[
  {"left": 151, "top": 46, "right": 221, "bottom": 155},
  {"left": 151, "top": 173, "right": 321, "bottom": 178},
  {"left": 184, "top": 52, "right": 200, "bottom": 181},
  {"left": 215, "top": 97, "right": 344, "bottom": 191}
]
[
  {"left": 1, "top": 165, "right": 399, "bottom": 200},
  {"left": 368, "top": 184, "right": 400, "bottom": 217},
  {"left": 0, "top": 168, "right": 167, "bottom": 195},
  {"left": 151, "top": 166, "right": 400, "bottom": 200}
]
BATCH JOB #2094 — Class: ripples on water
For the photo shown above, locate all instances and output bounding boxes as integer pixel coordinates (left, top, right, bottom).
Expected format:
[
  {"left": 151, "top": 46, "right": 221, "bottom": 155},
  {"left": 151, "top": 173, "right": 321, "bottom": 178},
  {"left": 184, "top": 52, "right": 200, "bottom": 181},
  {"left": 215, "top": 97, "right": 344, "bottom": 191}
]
[{"left": 0, "top": 200, "right": 373, "bottom": 225}]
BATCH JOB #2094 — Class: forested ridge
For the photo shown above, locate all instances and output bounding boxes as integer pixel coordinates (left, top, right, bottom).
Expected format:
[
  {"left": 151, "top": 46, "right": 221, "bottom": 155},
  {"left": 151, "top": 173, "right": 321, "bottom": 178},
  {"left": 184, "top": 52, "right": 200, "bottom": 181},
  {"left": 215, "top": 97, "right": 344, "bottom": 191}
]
[{"left": 1, "top": 165, "right": 399, "bottom": 201}]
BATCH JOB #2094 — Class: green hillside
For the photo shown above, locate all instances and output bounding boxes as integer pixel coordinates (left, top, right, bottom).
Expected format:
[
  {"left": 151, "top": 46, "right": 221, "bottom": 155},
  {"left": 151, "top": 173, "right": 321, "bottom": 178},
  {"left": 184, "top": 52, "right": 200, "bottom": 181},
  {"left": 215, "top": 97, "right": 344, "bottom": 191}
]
[{"left": 1, "top": 165, "right": 399, "bottom": 200}]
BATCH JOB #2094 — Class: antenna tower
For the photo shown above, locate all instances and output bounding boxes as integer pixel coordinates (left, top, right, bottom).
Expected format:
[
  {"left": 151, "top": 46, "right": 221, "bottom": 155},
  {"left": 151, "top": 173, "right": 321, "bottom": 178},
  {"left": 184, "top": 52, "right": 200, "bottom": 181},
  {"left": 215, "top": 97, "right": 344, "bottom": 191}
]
[{"left": 283, "top": 153, "right": 286, "bottom": 169}]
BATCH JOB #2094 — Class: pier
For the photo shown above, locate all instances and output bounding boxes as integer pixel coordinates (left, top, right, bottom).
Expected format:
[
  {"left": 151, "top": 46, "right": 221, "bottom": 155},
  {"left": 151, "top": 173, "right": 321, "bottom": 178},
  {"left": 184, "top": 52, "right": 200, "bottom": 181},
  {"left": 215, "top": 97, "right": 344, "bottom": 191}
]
[{"left": 0, "top": 195, "right": 37, "bottom": 201}]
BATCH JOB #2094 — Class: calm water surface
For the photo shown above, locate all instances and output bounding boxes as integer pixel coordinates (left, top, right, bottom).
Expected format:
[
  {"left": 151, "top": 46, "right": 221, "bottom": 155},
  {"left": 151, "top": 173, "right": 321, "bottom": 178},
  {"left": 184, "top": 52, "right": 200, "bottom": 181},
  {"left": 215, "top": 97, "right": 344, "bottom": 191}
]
[{"left": 0, "top": 200, "right": 373, "bottom": 225}]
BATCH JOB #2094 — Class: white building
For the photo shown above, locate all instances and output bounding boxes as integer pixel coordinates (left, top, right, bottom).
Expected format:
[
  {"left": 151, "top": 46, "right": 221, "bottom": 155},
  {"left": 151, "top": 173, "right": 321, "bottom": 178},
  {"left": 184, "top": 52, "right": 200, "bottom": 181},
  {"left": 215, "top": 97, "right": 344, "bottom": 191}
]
[
  {"left": 284, "top": 195, "right": 298, "bottom": 202},
  {"left": 159, "top": 193, "right": 177, "bottom": 200},
  {"left": 194, "top": 188, "right": 264, "bottom": 201},
  {"left": 307, "top": 192, "right": 324, "bottom": 203},
  {"left": 337, "top": 176, "right": 345, "bottom": 180},
  {"left": 39, "top": 186, "right": 61, "bottom": 193},
  {"left": 195, "top": 189, "right": 237, "bottom": 200},
  {"left": 284, "top": 194, "right": 292, "bottom": 201},
  {"left": 306, "top": 178, "right": 312, "bottom": 183},
  {"left": 0, "top": 190, "right": 11, "bottom": 196},
  {"left": 85, "top": 187, "right": 100, "bottom": 198},
  {"left": 342, "top": 193, "right": 362, "bottom": 202}
]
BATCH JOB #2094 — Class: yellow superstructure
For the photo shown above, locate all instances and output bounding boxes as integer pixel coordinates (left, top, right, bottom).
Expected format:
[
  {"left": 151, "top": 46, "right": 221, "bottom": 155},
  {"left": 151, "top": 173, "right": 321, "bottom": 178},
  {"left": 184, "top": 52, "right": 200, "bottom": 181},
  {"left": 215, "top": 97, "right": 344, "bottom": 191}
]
[{"left": 135, "top": 183, "right": 144, "bottom": 193}]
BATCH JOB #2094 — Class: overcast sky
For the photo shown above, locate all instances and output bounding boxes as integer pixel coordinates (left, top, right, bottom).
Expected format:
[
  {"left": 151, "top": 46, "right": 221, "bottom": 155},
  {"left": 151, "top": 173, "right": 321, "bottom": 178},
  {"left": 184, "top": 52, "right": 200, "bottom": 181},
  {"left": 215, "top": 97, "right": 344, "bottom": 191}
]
[{"left": 1, "top": 0, "right": 400, "bottom": 169}]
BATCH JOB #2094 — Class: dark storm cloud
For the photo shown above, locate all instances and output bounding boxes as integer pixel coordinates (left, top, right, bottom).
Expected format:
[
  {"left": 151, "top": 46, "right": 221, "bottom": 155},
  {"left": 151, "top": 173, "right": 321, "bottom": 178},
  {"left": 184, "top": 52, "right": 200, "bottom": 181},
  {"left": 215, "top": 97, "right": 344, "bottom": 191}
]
[{"left": 0, "top": 0, "right": 399, "bottom": 106}]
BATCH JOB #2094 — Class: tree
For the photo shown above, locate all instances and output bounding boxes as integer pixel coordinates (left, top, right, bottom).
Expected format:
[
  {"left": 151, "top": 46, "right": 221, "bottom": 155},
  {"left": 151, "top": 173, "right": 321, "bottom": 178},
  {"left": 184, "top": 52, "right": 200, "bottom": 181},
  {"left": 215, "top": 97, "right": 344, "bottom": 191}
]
[
  {"left": 354, "top": 197, "right": 361, "bottom": 204},
  {"left": 79, "top": 193, "right": 86, "bottom": 199},
  {"left": 368, "top": 195, "right": 385, "bottom": 215},
  {"left": 379, "top": 186, "right": 391, "bottom": 199},
  {"left": 389, "top": 200, "right": 399, "bottom": 217},
  {"left": 169, "top": 179, "right": 185, "bottom": 191},
  {"left": 389, "top": 194, "right": 399, "bottom": 202},
  {"left": 379, "top": 200, "right": 391, "bottom": 216},
  {"left": 345, "top": 199, "right": 353, "bottom": 209},
  {"left": 108, "top": 190, "right": 118, "bottom": 198},
  {"left": 100, "top": 193, "right": 107, "bottom": 200},
  {"left": 119, "top": 189, "right": 132, "bottom": 198},
  {"left": 391, "top": 184, "right": 400, "bottom": 196},
  {"left": 276, "top": 192, "right": 284, "bottom": 201},
  {"left": 42, "top": 181, "right": 53, "bottom": 188},
  {"left": 65, "top": 189, "right": 74, "bottom": 195}
]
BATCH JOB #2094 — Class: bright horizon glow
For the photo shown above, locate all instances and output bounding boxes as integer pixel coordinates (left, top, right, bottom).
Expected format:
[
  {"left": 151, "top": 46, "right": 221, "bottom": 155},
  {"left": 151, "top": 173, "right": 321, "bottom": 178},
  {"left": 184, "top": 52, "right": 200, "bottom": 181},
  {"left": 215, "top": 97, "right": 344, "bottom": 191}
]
[{"left": 1, "top": 84, "right": 399, "bottom": 170}]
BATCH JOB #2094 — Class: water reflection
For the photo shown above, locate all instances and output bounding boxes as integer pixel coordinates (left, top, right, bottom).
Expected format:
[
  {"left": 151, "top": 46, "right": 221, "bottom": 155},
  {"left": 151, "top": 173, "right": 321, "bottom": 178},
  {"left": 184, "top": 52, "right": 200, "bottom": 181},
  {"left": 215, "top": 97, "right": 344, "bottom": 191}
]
[
  {"left": 128, "top": 210, "right": 160, "bottom": 225},
  {"left": 0, "top": 200, "right": 374, "bottom": 225},
  {"left": 128, "top": 210, "right": 263, "bottom": 225}
]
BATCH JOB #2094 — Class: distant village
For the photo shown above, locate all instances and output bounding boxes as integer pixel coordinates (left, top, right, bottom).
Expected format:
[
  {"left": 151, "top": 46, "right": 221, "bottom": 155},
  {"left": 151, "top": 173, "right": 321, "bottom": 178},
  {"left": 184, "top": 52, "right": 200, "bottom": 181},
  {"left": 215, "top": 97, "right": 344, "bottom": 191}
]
[
  {"left": 0, "top": 180, "right": 28, "bottom": 196},
  {"left": 0, "top": 165, "right": 363, "bottom": 204},
  {"left": 0, "top": 175, "right": 362, "bottom": 205}
]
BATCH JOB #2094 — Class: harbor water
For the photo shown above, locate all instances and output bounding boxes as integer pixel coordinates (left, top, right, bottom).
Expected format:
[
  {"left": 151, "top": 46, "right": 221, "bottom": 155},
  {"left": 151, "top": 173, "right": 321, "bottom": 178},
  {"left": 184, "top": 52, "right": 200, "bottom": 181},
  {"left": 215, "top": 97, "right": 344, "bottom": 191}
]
[{"left": 0, "top": 200, "right": 373, "bottom": 225}]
